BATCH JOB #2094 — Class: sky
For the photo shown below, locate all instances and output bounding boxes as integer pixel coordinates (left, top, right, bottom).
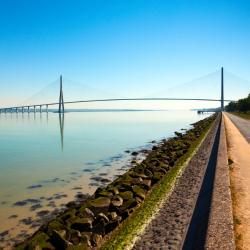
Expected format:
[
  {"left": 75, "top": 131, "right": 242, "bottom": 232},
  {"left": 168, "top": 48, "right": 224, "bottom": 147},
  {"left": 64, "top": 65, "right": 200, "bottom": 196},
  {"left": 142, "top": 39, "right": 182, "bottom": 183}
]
[{"left": 0, "top": 0, "right": 250, "bottom": 109}]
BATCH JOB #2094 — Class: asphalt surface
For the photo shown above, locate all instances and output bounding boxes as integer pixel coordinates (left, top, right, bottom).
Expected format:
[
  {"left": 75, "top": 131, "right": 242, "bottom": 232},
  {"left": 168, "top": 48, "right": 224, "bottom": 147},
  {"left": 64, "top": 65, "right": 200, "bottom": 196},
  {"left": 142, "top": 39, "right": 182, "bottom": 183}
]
[{"left": 226, "top": 112, "right": 250, "bottom": 143}]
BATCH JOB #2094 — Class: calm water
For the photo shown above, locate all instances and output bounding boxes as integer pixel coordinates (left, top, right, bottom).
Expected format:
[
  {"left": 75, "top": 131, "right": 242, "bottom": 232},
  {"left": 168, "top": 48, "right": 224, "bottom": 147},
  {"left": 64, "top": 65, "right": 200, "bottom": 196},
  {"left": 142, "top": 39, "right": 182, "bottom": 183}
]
[{"left": 0, "top": 110, "right": 209, "bottom": 246}]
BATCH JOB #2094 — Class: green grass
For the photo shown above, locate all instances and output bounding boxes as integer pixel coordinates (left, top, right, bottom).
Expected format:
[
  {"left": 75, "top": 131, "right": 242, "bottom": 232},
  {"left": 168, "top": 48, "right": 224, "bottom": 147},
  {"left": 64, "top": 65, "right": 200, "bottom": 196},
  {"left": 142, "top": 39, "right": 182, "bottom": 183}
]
[
  {"left": 231, "top": 112, "right": 250, "bottom": 120},
  {"left": 100, "top": 119, "right": 216, "bottom": 250}
]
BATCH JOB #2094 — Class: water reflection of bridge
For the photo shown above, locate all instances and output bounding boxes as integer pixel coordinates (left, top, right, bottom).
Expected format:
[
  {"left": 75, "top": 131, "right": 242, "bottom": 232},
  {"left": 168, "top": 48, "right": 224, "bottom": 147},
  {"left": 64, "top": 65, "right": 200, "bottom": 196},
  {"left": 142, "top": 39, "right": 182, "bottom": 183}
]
[{"left": 2, "top": 111, "right": 65, "bottom": 152}]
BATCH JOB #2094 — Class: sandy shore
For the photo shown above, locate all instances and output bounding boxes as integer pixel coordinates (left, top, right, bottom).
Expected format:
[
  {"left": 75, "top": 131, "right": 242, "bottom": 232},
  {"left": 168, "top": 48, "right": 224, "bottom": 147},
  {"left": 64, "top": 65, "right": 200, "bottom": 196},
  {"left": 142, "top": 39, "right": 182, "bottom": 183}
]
[{"left": 224, "top": 113, "right": 250, "bottom": 249}]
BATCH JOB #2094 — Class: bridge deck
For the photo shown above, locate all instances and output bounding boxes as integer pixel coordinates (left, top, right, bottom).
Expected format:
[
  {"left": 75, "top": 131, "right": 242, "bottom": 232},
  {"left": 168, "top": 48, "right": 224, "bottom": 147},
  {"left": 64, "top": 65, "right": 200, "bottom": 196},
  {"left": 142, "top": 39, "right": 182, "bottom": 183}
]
[{"left": 0, "top": 97, "right": 233, "bottom": 111}]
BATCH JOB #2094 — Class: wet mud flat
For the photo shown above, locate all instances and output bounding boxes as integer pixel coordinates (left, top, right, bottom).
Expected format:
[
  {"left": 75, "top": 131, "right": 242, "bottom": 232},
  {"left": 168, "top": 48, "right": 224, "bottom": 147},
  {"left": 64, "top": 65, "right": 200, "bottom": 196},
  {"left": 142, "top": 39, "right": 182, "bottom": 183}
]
[
  {"left": 133, "top": 115, "right": 220, "bottom": 249},
  {"left": 14, "top": 114, "right": 217, "bottom": 250}
]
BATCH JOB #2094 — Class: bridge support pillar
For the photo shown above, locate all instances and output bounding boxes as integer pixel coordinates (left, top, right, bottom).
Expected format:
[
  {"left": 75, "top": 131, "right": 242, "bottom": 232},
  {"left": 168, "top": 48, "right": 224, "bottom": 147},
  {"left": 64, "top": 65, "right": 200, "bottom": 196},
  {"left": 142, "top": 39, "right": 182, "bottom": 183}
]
[
  {"left": 34, "top": 106, "right": 36, "bottom": 113},
  {"left": 16, "top": 108, "right": 18, "bottom": 113},
  {"left": 46, "top": 104, "right": 48, "bottom": 113},
  {"left": 58, "top": 75, "right": 65, "bottom": 113},
  {"left": 40, "top": 105, "right": 42, "bottom": 113},
  {"left": 221, "top": 67, "right": 224, "bottom": 111},
  {"left": 22, "top": 107, "right": 24, "bottom": 113},
  {"left": 28, "top": 106, "right": 30, "bottom": 113}
]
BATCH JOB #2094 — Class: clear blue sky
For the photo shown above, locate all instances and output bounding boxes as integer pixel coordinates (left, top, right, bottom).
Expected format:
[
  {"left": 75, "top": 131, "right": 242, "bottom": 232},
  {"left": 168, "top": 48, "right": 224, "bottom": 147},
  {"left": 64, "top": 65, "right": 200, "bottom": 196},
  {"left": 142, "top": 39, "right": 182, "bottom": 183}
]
[{"left": 0, "top": 0, "right": 250, "bottom": 107}]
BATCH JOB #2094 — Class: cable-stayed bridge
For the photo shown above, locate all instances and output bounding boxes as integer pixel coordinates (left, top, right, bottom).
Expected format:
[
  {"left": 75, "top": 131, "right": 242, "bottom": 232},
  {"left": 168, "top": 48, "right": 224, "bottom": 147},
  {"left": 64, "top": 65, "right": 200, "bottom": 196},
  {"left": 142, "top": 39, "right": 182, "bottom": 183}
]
[{"left": 0, "top": 67, "right": 248, "bottom": 114}]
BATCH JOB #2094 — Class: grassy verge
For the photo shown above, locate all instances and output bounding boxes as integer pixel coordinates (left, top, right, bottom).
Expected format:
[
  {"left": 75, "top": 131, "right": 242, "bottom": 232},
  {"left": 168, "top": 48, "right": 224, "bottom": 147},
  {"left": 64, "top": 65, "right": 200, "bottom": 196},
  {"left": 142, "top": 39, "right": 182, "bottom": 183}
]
[
  {"left": 101, "top": 117, "right": 217, "bottom": 250},
  {"left": 231, "top": 112, "right": 250, "bottom": 120}
]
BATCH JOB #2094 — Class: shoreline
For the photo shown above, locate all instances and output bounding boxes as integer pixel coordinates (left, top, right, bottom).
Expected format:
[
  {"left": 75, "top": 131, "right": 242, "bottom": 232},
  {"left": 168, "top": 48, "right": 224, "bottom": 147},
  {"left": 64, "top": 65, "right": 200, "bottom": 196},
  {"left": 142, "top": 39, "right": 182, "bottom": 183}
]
[
  {"left": 105, "top": 113, "right": 219, "bottom": 249},
  {"left": 15, "top": 113, "right": 217, "bottom": 249},
  {"left": 0, "top": 144, "right": 150, "bottom": 248},
  {"left": 0, "top": 121, "right": 172, "bottom": 248}
]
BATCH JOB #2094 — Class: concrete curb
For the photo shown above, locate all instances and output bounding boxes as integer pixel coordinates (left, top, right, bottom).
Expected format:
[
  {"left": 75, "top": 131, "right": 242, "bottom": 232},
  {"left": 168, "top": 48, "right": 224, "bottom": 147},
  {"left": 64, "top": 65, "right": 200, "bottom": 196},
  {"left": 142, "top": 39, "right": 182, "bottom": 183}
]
[{"left": 205, "top": 113, "right": 235, "bottom": 249}]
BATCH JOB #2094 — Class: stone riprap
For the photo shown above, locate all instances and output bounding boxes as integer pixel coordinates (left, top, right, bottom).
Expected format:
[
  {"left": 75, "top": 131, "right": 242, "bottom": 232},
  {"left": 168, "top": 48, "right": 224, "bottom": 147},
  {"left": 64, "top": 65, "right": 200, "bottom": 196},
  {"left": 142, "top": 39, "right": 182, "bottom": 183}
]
[
  {"left": 133, "top": 114, "right": 220, "bottom": 250},
  {"left": 16, "top": 114, "right": 217, "bottom": 250}
]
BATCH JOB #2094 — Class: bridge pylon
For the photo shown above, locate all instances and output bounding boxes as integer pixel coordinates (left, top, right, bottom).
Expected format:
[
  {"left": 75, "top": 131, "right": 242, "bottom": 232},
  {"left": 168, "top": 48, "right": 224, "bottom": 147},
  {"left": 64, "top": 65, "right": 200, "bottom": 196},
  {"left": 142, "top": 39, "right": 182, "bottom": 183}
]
[
  {"left": 59, "top": 75, "right": 64, "bottom": 113},
  {"left": 221, "top": 67, "right": 224, "bottom": 111}
]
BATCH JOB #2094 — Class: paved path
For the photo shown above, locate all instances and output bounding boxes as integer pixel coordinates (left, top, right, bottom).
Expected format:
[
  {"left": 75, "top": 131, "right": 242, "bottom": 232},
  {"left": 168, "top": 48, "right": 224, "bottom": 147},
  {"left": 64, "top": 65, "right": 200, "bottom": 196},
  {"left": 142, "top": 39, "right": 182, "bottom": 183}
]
[
  {"left": 226, "top": 113, "right": 250, "bottom": 143},
  {"left": 132, "top": 117, "right": 220, "bottom": 250},
  {"left": 224, "top": 113, "right": 250, "bottom": 249},
  {"left": 205, "top": 114, "right": 235, "bottom": 249}
]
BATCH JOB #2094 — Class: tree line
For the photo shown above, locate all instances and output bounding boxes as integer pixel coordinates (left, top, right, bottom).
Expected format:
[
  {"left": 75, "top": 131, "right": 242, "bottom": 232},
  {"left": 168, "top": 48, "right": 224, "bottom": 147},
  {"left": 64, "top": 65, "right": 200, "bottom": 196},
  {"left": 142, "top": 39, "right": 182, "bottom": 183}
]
[{"left": 225, "top": 93, "right": 250, "bottom": 112}]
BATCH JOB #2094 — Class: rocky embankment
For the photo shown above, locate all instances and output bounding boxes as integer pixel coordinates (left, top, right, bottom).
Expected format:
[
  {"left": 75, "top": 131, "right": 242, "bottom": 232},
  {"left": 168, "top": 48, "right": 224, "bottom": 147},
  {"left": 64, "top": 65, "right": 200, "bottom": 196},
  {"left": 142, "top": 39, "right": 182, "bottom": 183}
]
[
  {"left": 133, "top": 114, "right": 220, "bottom": 249},
  {"left": 16, "top": 114, "right": 217, "bottom": 250}
]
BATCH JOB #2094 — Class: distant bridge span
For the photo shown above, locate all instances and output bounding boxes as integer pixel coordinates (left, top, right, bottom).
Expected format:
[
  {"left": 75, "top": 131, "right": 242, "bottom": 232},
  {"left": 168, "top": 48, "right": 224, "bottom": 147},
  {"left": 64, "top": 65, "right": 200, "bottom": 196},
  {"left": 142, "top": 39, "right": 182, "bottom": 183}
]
[
  {"left": 0, "top": 67, "right": 233, "bottom": 113},
  {"left": 55, "top": 97, "right": 234, "bottom": 105},
  {"left": 0, "top": 97, "right": 233, "bottom": 113}
]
